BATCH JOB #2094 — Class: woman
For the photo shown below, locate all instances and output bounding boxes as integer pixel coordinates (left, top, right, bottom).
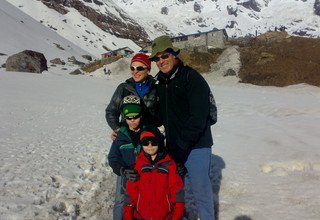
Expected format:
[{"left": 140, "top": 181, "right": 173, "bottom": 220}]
[{"left": 105, "top": 53, "right": 159, "bottom": 140}]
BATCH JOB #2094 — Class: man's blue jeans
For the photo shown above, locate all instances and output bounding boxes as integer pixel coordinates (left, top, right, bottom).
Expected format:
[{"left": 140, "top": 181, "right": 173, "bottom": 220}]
[
  {"left": 185, "top": 148, "right": 214, "bottom": 220},
  {"left": 113, "top": 175, "right": 125, "bottom": 220}
]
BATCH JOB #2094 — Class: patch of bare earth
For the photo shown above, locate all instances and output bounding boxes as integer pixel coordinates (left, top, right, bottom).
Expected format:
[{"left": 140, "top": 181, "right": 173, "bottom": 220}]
[{"left": 238, "top": 33, "right": 320, "bottom": 87}]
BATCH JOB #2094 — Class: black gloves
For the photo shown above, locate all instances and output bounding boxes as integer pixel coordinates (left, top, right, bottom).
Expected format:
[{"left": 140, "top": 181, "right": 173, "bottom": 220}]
[
  {"left": 176, "top": 163, "right": 188, "bottom": 177},
  {"left": 120, "top": 167, "right": 140, "bottom": 182}
]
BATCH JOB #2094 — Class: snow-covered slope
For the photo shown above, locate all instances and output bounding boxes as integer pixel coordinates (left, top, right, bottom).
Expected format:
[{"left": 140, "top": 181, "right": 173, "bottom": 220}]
[
  {"left": 1, "top": 66, "right": 320, "bottom": 220},
  {"left": 116, "top": 0, "right": 320, "bottom": 38},
  {"left": 0, "top": 0, "right": 91, "bottom": 66},
  {"left": 5, "top": 0, "right": 142, "bottom": 58}
]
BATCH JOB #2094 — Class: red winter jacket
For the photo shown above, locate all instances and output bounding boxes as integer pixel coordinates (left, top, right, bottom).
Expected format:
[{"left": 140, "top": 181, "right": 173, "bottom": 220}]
[{"left": 124, "top": 151, "right": 185, "bottom": 220}]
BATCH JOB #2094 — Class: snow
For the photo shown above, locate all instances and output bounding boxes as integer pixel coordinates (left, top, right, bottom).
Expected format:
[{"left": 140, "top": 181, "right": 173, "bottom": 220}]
[
  {"left": 1, "top": 0, "right": 320, "bottom": 219},
  {"left": 2, "top": 67, "right": 320, "bottom": 219}
]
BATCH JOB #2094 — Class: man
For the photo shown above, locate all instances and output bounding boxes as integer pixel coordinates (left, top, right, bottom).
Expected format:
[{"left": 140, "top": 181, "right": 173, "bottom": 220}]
[{"left": 149, "top": 35, "right": 216, "bottom": 219}]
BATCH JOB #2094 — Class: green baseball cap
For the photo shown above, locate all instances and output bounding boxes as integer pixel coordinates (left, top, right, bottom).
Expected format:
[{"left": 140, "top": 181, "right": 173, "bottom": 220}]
[
  {"left": 122, "top": 104, "right": 142, "bottom": 117},
  {"left": 149, "top": 35, "right": 180, "bottom": 59}
]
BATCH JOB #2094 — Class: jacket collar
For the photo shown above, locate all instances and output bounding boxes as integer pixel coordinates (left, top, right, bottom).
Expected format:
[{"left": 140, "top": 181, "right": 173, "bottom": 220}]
[{"left": 126, "top": 75, "right": 156, "bottom": 87}]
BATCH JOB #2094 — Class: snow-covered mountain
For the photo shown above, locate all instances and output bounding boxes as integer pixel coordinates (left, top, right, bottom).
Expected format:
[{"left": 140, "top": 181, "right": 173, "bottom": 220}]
[
  {"left": 4, "top": 0, "right": 143, "bottom": 58},
  {"left": 116, "top": 0, "right": 320, "bottom": 39},
  {"left": 5, "top": 0, "right": 320, "bottom": 59}
]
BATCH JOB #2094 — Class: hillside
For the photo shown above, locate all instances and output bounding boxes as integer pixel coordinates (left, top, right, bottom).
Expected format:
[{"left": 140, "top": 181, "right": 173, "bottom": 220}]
[{"left": 237, "top": 34, "right": 320, "bottom": 87}]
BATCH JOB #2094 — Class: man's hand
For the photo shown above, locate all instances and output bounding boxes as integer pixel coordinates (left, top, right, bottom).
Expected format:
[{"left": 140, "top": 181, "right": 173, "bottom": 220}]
[
  {"left": 111, "top": 128, "right": 120, "bottom": 140},
  {"left": 120, "top": 168, "right": 140, "bottom": 182},
  {"left": 176, "top": 163, "right": 188, "bottom": 177}
]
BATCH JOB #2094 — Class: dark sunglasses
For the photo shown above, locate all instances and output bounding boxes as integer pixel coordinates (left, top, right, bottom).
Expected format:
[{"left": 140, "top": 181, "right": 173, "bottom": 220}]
[
  {"left": 152, "top": 54, "right": 170, "bottom": 62},
  {"left": 125, "top": 114, "right": 141, "bottom": 120},
  {"left": 141, "top": 140, "right": 158, "bottom": 147},
  {"left": 130, "top": 66, "right": 147, "bottom": 71}
]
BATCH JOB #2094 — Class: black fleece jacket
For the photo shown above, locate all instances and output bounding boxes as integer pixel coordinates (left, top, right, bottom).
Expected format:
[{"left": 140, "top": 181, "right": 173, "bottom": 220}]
[
  {"left": 105, "top": 75, "right": 160, "bottom": 130},
  {"left": 156, "top": 61, "right": 213, "bottom": 163}
]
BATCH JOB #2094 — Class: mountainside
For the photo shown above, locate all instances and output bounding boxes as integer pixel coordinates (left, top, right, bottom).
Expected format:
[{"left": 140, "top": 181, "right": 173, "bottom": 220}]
[
  {"left": 117, "top": 0, "right": 320, "bottom": 39},
  {"left": 5, "top": 0, "right": 143, "bottom": 57},
  {"left": 0, "top": 0, "right": 91, "bottom": 70},
  {"left": 5, "top": 0, "right": 320, "bottom": 58}
]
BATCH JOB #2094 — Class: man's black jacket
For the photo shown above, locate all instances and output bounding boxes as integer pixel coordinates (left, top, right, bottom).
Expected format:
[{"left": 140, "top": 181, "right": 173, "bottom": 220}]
[{"left": 156, "top": 61, "right": 214, "bottom": 163}]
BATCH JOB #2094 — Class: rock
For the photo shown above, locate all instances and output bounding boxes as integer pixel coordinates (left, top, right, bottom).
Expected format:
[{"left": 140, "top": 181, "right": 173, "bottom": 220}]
[
  {"left": 69, "top": 69, "right": 83, "bottom": 75},
  {"left": 224, "top": 68, "right": 237, "bottom": 77},
  {"left": 50, "top": 58, "right": 66, "bottom": 65},
  {"left": 68, "top": 56, "right": 85, "bottom": 67},
  {"left": 6, "top": 50, "right": 48, "bottom": 73},
  {"left": 82, "top": 55, "right": 92, "bottom": 61}
]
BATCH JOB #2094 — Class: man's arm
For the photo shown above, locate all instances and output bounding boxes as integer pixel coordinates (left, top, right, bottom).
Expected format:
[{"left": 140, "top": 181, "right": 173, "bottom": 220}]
[{"left": 177, "top": 69, "right": 211, "bottom": 149}]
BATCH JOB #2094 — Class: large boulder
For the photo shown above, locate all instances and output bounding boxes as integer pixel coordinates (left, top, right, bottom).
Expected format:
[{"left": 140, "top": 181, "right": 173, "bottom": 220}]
[{"left": 6, "top": 50, "right": 48, "bottom": 73}]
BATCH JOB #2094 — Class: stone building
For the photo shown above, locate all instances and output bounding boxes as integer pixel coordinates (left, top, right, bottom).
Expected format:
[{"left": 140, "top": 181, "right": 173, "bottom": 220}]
[
  {"left": 101, "top": 47, "right": 134, "bottom": 59},
  {"left": 142, "top": 29, "right": 228, "bottom": 53}
]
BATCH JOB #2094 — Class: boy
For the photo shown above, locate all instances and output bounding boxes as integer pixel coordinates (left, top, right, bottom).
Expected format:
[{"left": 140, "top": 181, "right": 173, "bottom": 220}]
[
  {"left": 107, "top": 95, "right": 144, "bottom": 220},
  {"left": 124, "top": 126, "right": 185, "bottom": 220}
]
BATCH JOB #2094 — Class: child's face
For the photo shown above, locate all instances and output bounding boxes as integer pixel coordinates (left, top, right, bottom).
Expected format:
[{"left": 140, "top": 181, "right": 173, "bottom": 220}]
[
  {"left": 142, "top": 140, "right": 159, "bottom": 157},
  {"left": 125, "top": 115, "right": 141, "bottom": 131}
]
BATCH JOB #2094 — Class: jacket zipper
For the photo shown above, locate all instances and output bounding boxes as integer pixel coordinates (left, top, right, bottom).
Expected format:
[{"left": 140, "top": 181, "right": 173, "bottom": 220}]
[{"left": 165, "top": 82, "right": 169, "bottom": 141}]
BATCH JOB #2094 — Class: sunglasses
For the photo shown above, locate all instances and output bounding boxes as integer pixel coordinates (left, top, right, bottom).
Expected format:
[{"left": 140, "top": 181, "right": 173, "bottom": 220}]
[
  {"left": 130, "top": 66, "right": 147, "bottom": 71},
  {"left": 141, "top": 140, "right": 158, "bottom": 147},
  {"left": 125, "top": 114, "right": 141, "bottom": 120},
  {"left": 152, "top": 54, "right": 170, "bottom": 62}
]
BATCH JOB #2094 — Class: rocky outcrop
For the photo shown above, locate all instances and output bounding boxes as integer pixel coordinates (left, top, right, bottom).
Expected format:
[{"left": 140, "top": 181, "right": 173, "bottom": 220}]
[
  {"left": 6, "top": 50, "right": 48, "bottom": 73},
  {"left": 82, "top": 55, "right": 92, "bottom": 61},
  {"left": 39, "top": 0, "right": 149, "bottom": 45},
  {"left": 69, "top": 68, "right": 83, "bottom": 75},
  {"left": 50, "top": 58, "right": 66, "bottom": 65},
  {"left": 238, "top": 0, "right": 261, "bottom": 12},
  {"left": 315, "top": 0, "right": 320, "bottom": 16}
]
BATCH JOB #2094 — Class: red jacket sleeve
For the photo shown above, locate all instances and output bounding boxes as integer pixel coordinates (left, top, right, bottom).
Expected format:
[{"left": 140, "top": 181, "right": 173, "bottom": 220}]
[
  {"left": 172, "top": 202, "right": 185, "bottom": 220},
  {"left": 123, "top": 205, "right": 134, "bottom": 220}
]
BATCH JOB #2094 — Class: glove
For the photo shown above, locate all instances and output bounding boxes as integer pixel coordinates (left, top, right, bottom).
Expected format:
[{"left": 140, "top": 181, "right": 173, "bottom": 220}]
[
  {"left": 176, "top": 163, "right": 188, "bottom": 177},
  {"left": 120, "top": 167, "right": 140, "bottom": 182}
]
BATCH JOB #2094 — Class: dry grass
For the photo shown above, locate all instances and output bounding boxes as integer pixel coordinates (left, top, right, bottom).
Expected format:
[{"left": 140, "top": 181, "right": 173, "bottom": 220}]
[
  {"left": 81, "top": 56, "right": 121, "bottom": 73},
  {"left": 179, "top": 49, "right": 222, "bottom": 73},
  {"left": 238, "top": 36, "right": 320, "bottom": 87}
]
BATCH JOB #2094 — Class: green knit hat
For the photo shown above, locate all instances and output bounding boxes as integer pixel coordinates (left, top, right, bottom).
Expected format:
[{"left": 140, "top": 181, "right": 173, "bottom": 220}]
[{"left": 149, "top": 35, "right": 180, "bottom": 59}]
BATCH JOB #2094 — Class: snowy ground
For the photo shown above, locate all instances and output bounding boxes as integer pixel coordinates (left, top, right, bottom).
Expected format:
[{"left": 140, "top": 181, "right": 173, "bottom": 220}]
[
  {"left": 2, "top": 0, "right": 320, "bottom": 219},
  {"left": 1, "top": 66, "right": 320, "bottom": 220}
]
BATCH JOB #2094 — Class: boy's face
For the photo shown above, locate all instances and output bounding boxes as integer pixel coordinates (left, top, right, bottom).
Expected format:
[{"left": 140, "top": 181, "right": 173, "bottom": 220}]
[
  {"left": 142, "top": 141, "right": 159, "bottom": 157},
  {"left": 125, "top": 116, "right": 141, "bottom": 131}
]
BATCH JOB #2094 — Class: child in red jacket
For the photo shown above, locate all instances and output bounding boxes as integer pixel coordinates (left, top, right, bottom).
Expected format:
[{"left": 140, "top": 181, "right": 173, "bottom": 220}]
[{"left": 123, "top": 126, "right": 185, "bottom": 220}]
